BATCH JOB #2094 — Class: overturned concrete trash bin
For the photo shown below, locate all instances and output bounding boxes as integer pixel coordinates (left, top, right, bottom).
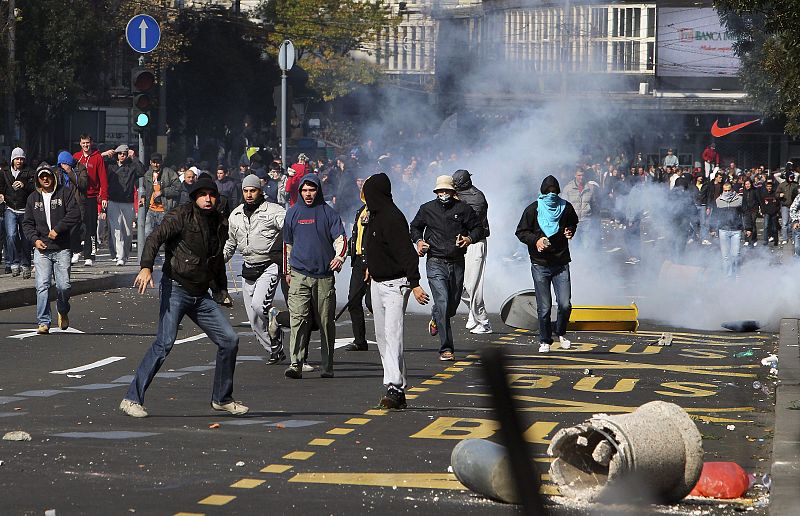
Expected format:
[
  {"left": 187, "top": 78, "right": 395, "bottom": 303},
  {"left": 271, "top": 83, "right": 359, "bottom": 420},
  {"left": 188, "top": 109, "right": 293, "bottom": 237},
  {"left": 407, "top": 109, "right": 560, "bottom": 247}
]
[
  {"left": 547, "top": 401, "right": 703, "bottom": 503},
  {"left": 451, "top": 439, "right": 521, "bottom": 503}
]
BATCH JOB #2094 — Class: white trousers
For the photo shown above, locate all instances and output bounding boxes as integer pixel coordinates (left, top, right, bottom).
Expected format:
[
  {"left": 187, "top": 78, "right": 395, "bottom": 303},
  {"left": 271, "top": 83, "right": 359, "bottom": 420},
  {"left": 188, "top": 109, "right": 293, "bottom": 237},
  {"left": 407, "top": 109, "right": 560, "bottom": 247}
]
[
  {"left": 107, "top": 201, "right": 134, "bottom": 261},
  {"left": 371, "top": 276, "right": 411, "bottom": 389},
  {"left": 461, "top": 239, "right": 490, "bottom": 330},
  {"left": 241, "top": 263, "right": 280, "bottom": 352}
]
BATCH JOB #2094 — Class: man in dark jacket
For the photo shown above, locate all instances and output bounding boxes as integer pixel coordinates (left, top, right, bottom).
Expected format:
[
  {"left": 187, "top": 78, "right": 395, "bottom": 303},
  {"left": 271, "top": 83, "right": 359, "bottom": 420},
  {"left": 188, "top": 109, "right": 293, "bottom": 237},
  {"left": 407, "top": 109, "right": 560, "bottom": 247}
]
[
  {"left": 282, "top": 174, "right": 347, "bottom": 379},
  {"left": 452, "top": 169, "right": 492, "bottom": 334},
  {"left": 56, "top": 151, "right": 89, "bottom": 262},
  {"left": 0, "top": 147, "right": 36, "bottom": 277},
  {"left": 362, "top": 173, "right": 429, "bottom": 408},
  {"left": 714, "top": 181, "right": 744, "bottom": 277},
  {"left": 410, "top": 175, "right": 482, "bottom": 361},
  {"left": 777, "top": 172, "right": 798, "bottom": 244},
  {"left": 689, "top": 175, "right": 711, "bottom": 245},
  {"left": 106, "top": 144, "right": 145, "bottom": 265},
  {"left": 760, "top": 180, "right": 780, "bottom": 245},
  {"left": 342, "top": 193, "right": 373, "bottom": 352},
  {"left": 515, "top": 175, "right": 579, "bottom": 353},
  {"left": 22, "top": 165, "right": 81, "bottom": 334},
  {"left": 121, "top": 176, "right": 247, "bottom": 419},
  {"left": 215, "top": 165, "right": 241, "bottom": 208},
  {"left": 140, "top": 153, "right": 181, "bottom": 239}
]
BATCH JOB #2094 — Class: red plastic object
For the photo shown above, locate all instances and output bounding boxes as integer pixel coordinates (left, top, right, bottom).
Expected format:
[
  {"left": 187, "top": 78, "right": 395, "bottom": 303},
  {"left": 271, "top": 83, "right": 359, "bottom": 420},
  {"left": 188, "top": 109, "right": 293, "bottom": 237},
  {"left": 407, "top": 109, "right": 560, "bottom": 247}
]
[{"left": 689, "top": 462, "right": 749, "bottom": 499}]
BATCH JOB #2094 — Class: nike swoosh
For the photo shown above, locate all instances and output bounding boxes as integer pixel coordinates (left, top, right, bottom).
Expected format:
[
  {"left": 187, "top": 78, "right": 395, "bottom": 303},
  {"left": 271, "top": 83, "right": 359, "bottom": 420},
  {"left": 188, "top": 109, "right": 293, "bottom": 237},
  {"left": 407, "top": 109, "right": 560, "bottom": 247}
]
[{"left": 710, "top": 118, "right": 760, "bottom": 137}]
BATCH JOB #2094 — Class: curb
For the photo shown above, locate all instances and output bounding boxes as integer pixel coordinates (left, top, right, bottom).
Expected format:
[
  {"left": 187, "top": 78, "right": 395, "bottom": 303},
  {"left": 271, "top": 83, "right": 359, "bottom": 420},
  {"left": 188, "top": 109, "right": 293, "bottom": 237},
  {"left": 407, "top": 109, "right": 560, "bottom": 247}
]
[
  {"left": 770, "top": 319, "right": 800, "bottom": 516},
  {"left": 0, "top": 271, "right": 139, "bottom": 311}
]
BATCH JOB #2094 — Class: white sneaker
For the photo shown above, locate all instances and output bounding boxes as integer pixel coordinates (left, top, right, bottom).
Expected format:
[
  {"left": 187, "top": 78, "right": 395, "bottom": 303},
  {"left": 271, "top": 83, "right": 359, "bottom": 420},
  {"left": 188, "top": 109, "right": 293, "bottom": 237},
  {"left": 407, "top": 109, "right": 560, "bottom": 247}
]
[
  {"left": 465, "top": 321, "right": 477, "bottom": 331},
  {"left": 84, "top": 259, "right": 94, "bottom": 267},
  {"left": 116, "top": 259, "right": 125, "bottom": 266},
  {"left": 743, "top": 242, "right": 750, "bottom": 247},
  {"left": 470, "top": 325, "right": 493, "bottom": 335},
  {"left": 538, "top": 343, "right": 550, "bottom": 353},
  {"left": 559, "top": 336, "right": 572, "bottom": 349},
  {"left": 702, "top": 240, "right": 712, "bottom": 245},
  {"left": 119, "top": 399, "right": 148, "bottom": 418},
  {"left": 768, "top": 237, "right": 774, "bottom": 242},
  {"left": 71, "top": 253, "right": 80, "bottom": 264},
  {"left": 302, "top": 363, "right": 315, "bottom": 372},
  {"left": 753, "top": 242, "right": 758, "bottom": 247},
  {"left": 211, "top": 400, "right": 249, "bottom": 415}
]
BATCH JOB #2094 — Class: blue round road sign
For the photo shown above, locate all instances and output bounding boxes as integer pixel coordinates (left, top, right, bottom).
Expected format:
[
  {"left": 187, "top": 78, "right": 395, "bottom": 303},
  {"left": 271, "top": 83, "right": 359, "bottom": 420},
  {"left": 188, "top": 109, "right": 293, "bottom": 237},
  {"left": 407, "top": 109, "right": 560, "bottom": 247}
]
[{"left": 126, "top": 14, "right": 161, "bottom": 54}]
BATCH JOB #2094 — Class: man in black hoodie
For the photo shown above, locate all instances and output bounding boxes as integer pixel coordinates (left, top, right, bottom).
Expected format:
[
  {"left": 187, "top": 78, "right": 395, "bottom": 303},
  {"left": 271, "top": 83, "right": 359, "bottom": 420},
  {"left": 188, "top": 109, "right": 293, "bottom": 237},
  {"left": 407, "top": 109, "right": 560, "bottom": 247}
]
[
  {"left": 410, "top": 175, "right": 482, "bottom": 361},
  {"left": 362, "top": 173, "right": 429, "bottom": 409},
  {"left": 0, "top": 147, "right": 36, "bottom": 277},
  {"left": 515, "top": 175, "right": 579, "bottom": 353},
  {"left": 120, "top": 176, "right": 247, "bottom": 419},
  {"left": 22, "top": 165, "right": 81, "bottom": 334},
  {"left": 106, "top": 144, "right": 145, "bottom": 265},
  {"left": 452, "top": 169, "right": 491, "bottom": 334}
]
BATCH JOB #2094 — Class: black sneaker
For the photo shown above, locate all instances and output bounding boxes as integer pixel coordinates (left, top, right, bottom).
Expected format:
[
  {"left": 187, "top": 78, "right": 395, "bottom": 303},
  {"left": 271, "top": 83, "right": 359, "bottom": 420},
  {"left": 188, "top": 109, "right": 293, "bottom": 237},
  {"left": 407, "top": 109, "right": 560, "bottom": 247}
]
[
  {"left": 343, "top": 342, "right": 368, "bottom": 351},
  {"left": 379, "top": 385, "right": 407, "bottom": 409},
  {"left": 3, "top": 266, "right": 10, "bottom": 274},
  {"left": 11, "top": 268, "right": 20, "bottom": 277},
  {"left": 284, "top": 363, "right": 302, "bottom": 379},
  {"left": 267, "top": 349, "right": 286, "bottom": 365}
]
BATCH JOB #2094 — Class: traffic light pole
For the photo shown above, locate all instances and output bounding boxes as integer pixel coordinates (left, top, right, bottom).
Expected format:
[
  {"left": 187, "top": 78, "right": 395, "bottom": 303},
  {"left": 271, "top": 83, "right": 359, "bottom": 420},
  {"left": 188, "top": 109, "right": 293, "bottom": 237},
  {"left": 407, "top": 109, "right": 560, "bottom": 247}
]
[{"left": 280, "top": 69, "right": 287, "bottom": 171}]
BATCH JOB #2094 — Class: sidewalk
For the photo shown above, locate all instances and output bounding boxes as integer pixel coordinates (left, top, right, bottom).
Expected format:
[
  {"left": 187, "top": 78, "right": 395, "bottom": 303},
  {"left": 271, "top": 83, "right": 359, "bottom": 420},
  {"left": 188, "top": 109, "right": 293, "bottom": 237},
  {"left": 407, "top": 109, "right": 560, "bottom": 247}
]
[
  {"left": 771, "top": 319, "right": 800, "bottom": 515},
  {"left": 0, "top": 255, "right": 140, "bottom": 310}
]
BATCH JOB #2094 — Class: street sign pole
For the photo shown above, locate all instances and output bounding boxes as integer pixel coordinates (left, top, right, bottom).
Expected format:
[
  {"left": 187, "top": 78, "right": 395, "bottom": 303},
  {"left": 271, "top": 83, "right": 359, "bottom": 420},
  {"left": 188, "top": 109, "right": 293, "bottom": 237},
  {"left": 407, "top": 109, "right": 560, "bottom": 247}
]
[{"left": 278, "top": 40, "right": 295, "bottom": 172}]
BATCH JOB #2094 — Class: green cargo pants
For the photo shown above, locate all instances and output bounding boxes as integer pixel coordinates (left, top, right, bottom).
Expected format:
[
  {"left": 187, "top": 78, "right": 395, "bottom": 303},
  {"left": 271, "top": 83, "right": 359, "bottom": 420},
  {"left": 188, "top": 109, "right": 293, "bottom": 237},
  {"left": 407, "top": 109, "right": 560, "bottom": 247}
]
[{"left": 287, "top": 270, "right": 336, "bottom": 374}]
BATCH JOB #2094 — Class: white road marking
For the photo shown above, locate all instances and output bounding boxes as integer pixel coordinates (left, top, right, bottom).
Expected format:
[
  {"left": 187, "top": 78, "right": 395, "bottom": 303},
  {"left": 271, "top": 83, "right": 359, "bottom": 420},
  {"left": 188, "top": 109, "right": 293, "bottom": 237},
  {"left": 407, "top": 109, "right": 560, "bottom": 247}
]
[
  {"left": 174, "top": 333, "right": 207, "bottom": 345},
  {"left": 50, "top": 356, "right": 126, "bottom": 375},
  {"left": 333, "top": 338, "right": 377, "bottom": 349},
  {"left": 8, "top": 327, "right": 85, "bottom": 340},
  {"left": 607, "top": 247, "right": 622, "bottom": 253}
]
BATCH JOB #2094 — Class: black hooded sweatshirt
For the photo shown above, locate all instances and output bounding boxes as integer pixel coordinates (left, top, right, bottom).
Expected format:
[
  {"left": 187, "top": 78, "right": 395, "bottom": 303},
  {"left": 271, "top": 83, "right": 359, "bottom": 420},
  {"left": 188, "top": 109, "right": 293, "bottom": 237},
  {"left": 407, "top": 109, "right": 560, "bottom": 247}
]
[
  {"left": 452, "top": 170, "right": 490, "bottom": 240},
  {"left": 362, "top": 173, "right": 421, "bottom": 288},
  {"left": 515, "top": 175, "right": 579, "bottom": 267}
]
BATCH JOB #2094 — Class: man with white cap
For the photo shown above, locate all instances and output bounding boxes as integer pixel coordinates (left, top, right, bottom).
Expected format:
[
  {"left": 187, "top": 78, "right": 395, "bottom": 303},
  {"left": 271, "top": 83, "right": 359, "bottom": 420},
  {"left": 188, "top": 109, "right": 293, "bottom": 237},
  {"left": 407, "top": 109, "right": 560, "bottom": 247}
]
[
  {"left": 224, "top": 174, "right": 287, "bottom": 364},
  {"left": 0, "top": 147, "right": 36, "bottom": 277},
  {"left": 410, "top": 175, "right": 482, "bottom": 361},
  {"left": 105, "top": 144, "right": 145, "bottom": 265}
]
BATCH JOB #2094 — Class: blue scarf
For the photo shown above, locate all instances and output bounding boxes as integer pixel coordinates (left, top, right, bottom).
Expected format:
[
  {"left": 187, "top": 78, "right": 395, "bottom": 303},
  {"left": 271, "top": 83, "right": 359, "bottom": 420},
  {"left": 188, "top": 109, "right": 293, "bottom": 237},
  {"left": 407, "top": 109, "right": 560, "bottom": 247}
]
[{"left": 536, "top": 193, "right": 565, "bottom": 237}]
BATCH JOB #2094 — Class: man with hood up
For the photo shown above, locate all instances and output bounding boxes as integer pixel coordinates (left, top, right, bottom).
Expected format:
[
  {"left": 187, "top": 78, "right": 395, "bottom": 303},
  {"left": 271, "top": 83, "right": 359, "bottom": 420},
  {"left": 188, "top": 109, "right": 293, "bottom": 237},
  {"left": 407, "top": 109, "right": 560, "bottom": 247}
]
[
  {"left": 410, "top": 175, "right": 482, "bottom": 361},
  {"left": 56, "top": 151, "right": 88, "bottom": 261},
  {"left": 22, "top": 164, "right": 81, "bottom": 334},
  {"left": 362, "top": 173, "right": 429, "bottom": 409},
  {"left": 714, "top": 181, "right": 744, "bottom": 277},
  {"left": 515, "top": 175, "right": 579, "bottom": 353},
  {"left": 451, "top": 169, "right": 492, "bottom": 334},
  {"left": 282, "top": 174, "right": 347, "bottom": 379}
]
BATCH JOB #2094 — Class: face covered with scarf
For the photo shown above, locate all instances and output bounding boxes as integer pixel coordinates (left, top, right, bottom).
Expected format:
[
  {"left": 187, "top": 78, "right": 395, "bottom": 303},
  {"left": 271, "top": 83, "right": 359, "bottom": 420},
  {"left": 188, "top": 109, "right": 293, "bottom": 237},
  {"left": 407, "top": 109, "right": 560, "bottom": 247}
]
[
  {"left": 537, "top": 175, "right": 566, "bottom": 238},
  {"left": 719, "top": 182, "right": 737, "bottom": 202}
]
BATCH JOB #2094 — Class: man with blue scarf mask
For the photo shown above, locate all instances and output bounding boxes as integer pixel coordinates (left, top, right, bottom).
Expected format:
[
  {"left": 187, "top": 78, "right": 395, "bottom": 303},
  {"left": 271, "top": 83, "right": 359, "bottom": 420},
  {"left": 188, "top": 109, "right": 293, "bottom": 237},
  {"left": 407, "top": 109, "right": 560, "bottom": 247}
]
[{"left": 515, "top": 175, "right": 579, "bottom": 353}]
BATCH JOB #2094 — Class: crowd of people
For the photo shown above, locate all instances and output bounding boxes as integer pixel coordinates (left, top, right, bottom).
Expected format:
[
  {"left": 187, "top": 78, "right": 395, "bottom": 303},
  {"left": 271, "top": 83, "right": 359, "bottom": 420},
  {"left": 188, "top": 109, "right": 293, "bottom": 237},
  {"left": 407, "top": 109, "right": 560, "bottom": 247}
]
[{"left": 4, "top": 129, "right": 797, "bottom": 416}]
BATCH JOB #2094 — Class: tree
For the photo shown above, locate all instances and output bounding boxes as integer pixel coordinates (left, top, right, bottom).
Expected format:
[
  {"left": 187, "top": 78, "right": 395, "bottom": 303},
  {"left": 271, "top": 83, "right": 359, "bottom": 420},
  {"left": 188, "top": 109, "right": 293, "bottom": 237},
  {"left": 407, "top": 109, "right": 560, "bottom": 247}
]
[
  {"left": 256, "top": 0, "right": 398, "bottom": 101},
  {"left": 716, "top": 1, "right": 800, "bottom": 136}
]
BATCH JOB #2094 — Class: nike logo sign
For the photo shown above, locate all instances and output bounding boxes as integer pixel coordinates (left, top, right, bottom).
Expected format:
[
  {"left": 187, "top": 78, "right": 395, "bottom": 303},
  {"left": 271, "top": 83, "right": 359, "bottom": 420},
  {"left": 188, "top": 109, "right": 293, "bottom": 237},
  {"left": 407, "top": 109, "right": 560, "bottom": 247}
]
[{"left": 710, "top": 118, "right": 760, "bottom": 137}]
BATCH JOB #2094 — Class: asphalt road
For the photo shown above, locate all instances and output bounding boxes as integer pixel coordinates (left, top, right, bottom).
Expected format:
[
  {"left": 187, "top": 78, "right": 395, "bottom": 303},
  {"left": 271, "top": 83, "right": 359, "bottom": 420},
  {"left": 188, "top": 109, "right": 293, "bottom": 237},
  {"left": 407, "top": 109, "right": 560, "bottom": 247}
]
[{"left": 0, "top": 272, "right": 776, "bottom": 515}]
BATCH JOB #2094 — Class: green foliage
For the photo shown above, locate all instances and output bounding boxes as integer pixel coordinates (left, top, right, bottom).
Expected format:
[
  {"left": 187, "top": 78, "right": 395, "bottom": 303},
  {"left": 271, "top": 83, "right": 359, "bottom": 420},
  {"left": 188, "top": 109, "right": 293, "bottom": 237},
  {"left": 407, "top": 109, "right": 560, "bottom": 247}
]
[
  {"left": 717, "top": 0, "right": 800, "bottom": 135},
  {"left": 257, "top": 0, "right": 397, "bottom": 101}
]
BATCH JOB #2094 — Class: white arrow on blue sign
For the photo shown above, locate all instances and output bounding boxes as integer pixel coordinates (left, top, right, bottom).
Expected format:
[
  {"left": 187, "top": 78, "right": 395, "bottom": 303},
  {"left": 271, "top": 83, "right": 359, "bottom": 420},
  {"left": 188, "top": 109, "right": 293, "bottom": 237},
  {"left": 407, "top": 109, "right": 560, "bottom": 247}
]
[{"left": 125, "top": 14, "right": 161, "bottom": 54}]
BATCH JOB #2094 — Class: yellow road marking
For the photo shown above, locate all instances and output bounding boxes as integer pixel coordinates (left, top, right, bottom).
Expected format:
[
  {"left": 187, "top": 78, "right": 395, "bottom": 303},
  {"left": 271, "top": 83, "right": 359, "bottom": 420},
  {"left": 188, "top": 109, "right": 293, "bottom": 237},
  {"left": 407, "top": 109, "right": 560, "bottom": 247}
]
[
  {"left": 198, "top": 495, "right": 236, "bottom": 506},
  {"left": 498, "top": 336, "right": 516, "bottom": 341},
  {"left": 435, "top": 373, "right": 454, "bottom": 379},
  {"left": 364, "top": 409, "right": 387, "bottom": 416},
  {"left": 445, "top": 367, "right": 464, "bottom": 372},
  {"left": 422, "top": 379, "right": 442, "bottom": 385},
  {"left": 466, "top": 354, "right": 480, "bottom": 359},
  {"left": 175, "top": 513, "right": 205, "bottom": 516},
  {"left": 230, "top": 478, "right": 265, "bottom": 489},
  {"left": 283, "top": 451, "right": 315, "bottom": 460},
  {"left": 606, "top": 330, "right": 769, "bottom": 340},
  {"left": 309, "top": 438, "right": 335, "bottom": 446},
  {"left": 345, "top": 418, "right": 371, "bottom": 425},
  {"left": 505, "top": 354, "right": 758, "bottom": 378},
  {"left": 515, "top": 329, "right": 529, "bottom": 333},
  {"left": 261, "top": 464, "right": 293, "bottom": 473},
  {"left": 409, "top": 387, "right": 429, "bottom": 392},
  {"left": 454, "top": 361, "right": 473, "bottom": 366},
  {"left": 327, "top": 428, "right": 354, "bottom": 435},
  {"left": 405, "top": 394, "right": 419, "bottom": 400}
]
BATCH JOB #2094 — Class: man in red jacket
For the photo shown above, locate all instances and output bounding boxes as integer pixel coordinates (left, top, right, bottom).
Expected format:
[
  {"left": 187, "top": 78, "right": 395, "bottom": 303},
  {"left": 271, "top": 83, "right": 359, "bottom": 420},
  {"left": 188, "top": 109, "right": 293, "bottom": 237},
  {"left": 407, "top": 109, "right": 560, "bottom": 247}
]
[
  {"left": 72, "top": 133, "right": 108, "bottom": 266},
  {"left": 284, "top": 153, "right": 310, "bottom": 206},
  {"left": 702, "top": 143, "right": 720, "bottom": 179}
]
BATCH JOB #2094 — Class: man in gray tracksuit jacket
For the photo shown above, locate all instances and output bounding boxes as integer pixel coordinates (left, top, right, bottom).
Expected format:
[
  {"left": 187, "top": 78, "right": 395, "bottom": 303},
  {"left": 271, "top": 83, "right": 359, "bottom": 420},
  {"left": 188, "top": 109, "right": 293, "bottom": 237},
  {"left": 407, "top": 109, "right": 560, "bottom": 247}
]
[{"left": 224, "top": 175, "right": 286, "bottom": 364}]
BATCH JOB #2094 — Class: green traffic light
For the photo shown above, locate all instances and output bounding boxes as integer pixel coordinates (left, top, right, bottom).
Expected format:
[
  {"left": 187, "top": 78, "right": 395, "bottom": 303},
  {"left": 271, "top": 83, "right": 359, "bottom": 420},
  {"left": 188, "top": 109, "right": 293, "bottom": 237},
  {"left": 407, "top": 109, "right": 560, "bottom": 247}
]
[{"left": 136, "top": 112, "right": 150, "bottom": 127}]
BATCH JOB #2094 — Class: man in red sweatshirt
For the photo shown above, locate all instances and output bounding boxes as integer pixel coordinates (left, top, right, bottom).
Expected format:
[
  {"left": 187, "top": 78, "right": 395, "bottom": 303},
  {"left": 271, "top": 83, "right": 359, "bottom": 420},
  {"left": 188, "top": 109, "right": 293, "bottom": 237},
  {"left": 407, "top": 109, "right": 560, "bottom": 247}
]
[
  {"left": 72, "top": 133, "right": 108, "bottom": 266},
  {"left": 284, "top": 153, "right": 310, "bottom": 206}
]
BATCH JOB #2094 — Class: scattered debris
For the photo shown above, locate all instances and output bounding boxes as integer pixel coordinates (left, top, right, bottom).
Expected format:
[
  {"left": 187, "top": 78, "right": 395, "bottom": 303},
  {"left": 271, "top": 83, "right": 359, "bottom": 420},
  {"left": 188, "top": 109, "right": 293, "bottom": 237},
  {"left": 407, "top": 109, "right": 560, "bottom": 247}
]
[
  {"left": 721, "top": 320, "right": 761, "bottom": 332},
  {"left": 2, "top": 431, "right": 32, "bottom": 441},
  {"left": 45, "top": 510, "right": 56, "bottom": 516},
  {"left": 689, "top": 462, "right": 749, "bottom": 499},
  {"left": 726, "top": 425, "right": 735, "bottom": 431},
  {"left": 734, "top": 350, "right": 754, "bottom": 358},
  {"left": 761, "top": 355, "right": 778, "bottom": 368},
  {"left": 547, "top": 401, "right": 703, "bottom": 503},
  {"left": 752, "top": 381, "right": 762, "bottom": 390},
  {"left": 235, "top": 461, "right": 245, "bottom": 467},
  {"left": 582, "top": 369, "right": 594, "bottom": 376},
  {"left": 656, "top": 332, "right": 673, "bottom": 346},
  {"left": 208, "top": 423, "right": 221, "bottom": 429}
]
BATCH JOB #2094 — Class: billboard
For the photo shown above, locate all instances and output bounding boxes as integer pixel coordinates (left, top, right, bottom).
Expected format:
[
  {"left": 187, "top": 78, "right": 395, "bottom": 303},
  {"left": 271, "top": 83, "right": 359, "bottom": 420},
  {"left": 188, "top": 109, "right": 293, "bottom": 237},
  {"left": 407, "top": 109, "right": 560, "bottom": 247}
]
[{"left": 657, "top": 7, "right": 740, "bottom": 77}]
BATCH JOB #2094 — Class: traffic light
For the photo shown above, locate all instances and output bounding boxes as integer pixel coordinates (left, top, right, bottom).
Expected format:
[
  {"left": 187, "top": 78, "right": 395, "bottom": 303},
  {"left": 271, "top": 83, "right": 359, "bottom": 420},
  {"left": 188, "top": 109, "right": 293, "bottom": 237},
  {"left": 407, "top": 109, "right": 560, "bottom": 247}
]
[{"left": 131, "top": 66, "right": 156, "bottom": 133}]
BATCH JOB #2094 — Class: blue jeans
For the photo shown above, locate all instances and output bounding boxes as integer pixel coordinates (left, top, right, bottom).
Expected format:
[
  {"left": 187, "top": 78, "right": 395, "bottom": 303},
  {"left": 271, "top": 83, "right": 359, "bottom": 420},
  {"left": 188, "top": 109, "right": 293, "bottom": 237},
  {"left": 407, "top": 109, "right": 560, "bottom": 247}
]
[
  {"left": 426, "top": 257, "right": 465, "bottom": 353},
  {"left": 144, "top": 210, "right": 165, "bottom": 240},
  {"left": 33, "top": 249, "right": 71, "bottom": 325},
  {"left": 780, "top": 206, "right": 791, "bottom": 242},
  {"left": 125, "top": 278, "right": 239, "bottom": 405},
  {"left": 5, "top": 208, "right": 31, "bottom": 268},
  {"left": 793, "top": 229, "right": 800, "bottom": 257},
  {"left": 690, "top": 206, "right": 709, "bottom": 241},
  {"left": 531, "top": 263, "right": 572, "bottom": 345},
  {"left": 718, "top": 229, "right": 741, "bottom": 277}
]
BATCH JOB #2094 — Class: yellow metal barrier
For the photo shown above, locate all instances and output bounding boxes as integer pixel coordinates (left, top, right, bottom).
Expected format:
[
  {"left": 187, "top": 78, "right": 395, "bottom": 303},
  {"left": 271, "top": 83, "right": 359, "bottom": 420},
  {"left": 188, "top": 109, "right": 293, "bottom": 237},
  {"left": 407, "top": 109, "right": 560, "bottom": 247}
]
[{"left": 567, "top": 304, "right": 639, "bottom": 332}]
